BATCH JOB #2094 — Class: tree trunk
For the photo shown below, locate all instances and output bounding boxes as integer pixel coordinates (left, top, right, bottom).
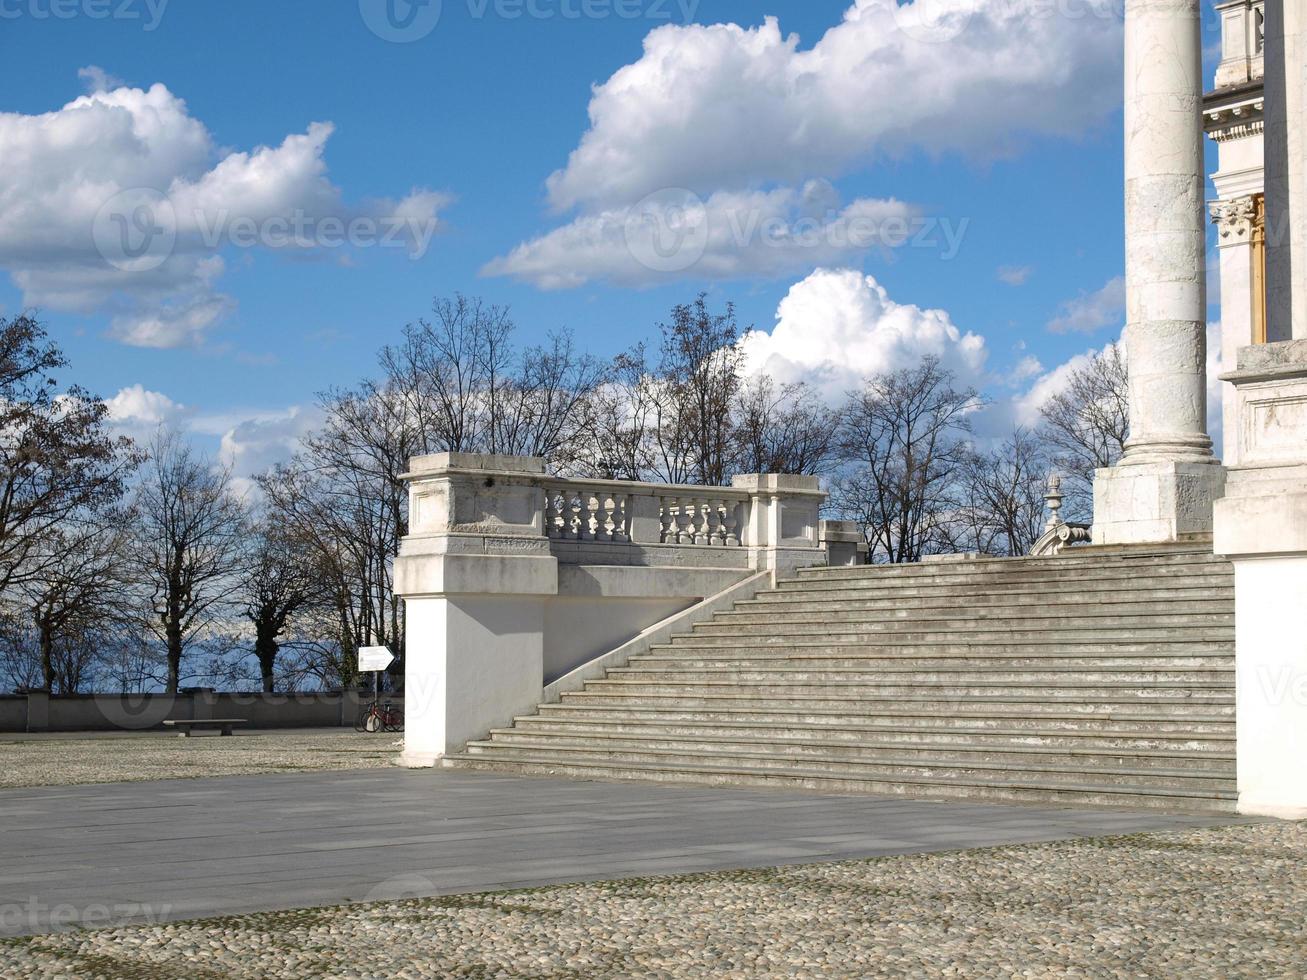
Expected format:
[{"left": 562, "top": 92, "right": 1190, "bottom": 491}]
[
  {"left": 255, "top": 630, "right": 278, "bottom": 694},
  {"left": 38, "top": 616, "right": 54, "bottom": 693},
  {"left": 166, "top": 624, "right": 183, "bottom": 694}
]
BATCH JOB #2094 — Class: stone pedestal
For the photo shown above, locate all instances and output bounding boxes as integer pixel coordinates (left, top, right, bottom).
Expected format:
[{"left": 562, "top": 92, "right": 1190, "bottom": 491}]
[
  {"left": 1213, "top": 340, "right": 1307, "bottom": 818},
  {"left": 730, "top": 473, "right": 825, "bottom": 572},
  {"left": 395, "top": 454, "right": 557, "bottom": 767},
  {"left": 1092, "top": 461, "right": 1227, "bottom": 545}
]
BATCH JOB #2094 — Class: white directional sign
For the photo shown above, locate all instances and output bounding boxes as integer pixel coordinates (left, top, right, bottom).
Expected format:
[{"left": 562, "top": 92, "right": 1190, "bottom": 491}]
[{"left": 358, "top": 646, "right": 395, "bottom": 672}]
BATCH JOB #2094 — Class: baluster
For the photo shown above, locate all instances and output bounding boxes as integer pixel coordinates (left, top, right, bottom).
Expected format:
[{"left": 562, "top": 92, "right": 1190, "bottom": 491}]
[
  {"left": 660, "top": 497, "right": 675, "bottom": 543},
  {"left": 545, "top": 489, "right": 561, "bottom": 538},
  {"left": 577, "top": 493, "right": 594, "bottom": 540},
  {"left": 693, "top": 498, "right": 710, "bottom": 545},
  {"left": 723, "top": 501, "right": 740, "bottom": 547},
  {"left": 596, "top": 493, "right": 614, "bottom": 543},
  {"left": 709, "top": 499, "right": 726, "bottom": 546},
  {"left": 676, "top": 500, "right": 694, "bottom": 544},
  {"left": 561, "top": 492, "right": 578, "bottom": 539},
  {"left": 613, "top": 495, "right": 630, "bottom": 542}
]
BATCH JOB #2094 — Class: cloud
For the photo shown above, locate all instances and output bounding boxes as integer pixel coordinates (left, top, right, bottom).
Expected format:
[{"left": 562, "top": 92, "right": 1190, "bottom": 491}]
[
  {"left": 77, "top": 65, "right": 126, "bottom": 93},
  {"left": 485, "top": 182, "right": 921, "bottom": 289},
  {"left": 739, "top": 267, "right": 988, "bottom": 400},
  {"left": 217, "top": 405, "right": 324, "bottom": 485},
  {"left": 997, "top": 265, "right": 1033, "bottom": 286},
  {"left": 0, "top": 77, "right": 450, "bottom": 348},
  {"left": 545, "top": 0, "right": 1122, "bottom": 213},
  {"left": 1047, "top": 276, "right": 1126, "bottom": 334}
]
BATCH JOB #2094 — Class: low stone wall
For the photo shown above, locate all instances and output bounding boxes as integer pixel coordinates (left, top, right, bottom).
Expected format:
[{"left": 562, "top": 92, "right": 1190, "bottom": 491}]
[{"left": 0, "top": 690, "right": 380, "bottom": 733}]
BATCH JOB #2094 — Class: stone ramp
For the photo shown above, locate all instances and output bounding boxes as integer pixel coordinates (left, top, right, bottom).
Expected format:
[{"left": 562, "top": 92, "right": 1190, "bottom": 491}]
[{"left": 442, "top": 548, "right": 1237, "bottom": 812}]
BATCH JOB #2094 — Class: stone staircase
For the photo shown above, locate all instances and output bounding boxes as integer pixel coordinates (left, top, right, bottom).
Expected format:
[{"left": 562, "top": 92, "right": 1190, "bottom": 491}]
[{"left": 442, "top": 547, "right": 1237, "bottom": 811}]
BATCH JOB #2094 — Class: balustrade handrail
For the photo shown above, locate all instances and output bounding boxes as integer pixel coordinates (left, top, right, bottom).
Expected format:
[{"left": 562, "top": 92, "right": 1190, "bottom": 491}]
[{"left": 539, "top": 475, "right": 754, "bottom": 500}]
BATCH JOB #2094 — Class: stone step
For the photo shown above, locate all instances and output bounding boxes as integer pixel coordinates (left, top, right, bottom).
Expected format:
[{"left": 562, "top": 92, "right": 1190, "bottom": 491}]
[
  {"left": 747, "top": 595, "right": 1233, "bottom": 616},
  {"left": 772, "top": 568, "right": 1233, "bottom": 596},
  {"left": 534, "top": 702, "right": 1235, "bottom": 734},
  {"left": 477, "top": 731, "right": 1236, "bottom": 773},
  {"left": 440, "top": 756, "right": 1237, "bottom": 813},
  {"left": 609, "top": 667, "right": 1234, "bottom": 685},
  {"left": 674, "top": 629, "right": 1233, "bottom": 653},
  {"left": 508, "top": 715, "right": 1235, "bottom": 752},
  {"left": 791, "top": 551, "right": 1228, "bottom": 581},
  {"left": 634, "top": 655, "right": 1235, "bottom": 670},
  {"left": 560, "top": 691, "right": 1235, "bottom": 717},
  {"left": 717, "top": 603, "right": 1234, "bottom": 626},
  {"left": 754, "top": 581, "right": 1232, "bottom": 606},
  {"left": 693, "top": 614, "right": 1235, "bottom": 635},
  {"left": 451, "top": 743, "right": 1234, "bottom": 792},
  {"left": 580, "top": 679, "right": 1235, "bottom": 701},
  {"left": 656, "top": 639, "right": 1233, "bottom": 656}
]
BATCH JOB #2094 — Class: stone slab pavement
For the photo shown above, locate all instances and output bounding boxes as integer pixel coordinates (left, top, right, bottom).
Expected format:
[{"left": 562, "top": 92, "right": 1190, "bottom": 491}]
[{"left": 0, "top": 768, "right": 1250, "bottom": 937}]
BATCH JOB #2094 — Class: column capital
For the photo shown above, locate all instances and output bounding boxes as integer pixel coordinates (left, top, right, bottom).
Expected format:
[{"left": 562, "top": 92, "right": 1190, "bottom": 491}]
[{"left": 1210, "top": 196, "right": 1259, "bottom": 242}]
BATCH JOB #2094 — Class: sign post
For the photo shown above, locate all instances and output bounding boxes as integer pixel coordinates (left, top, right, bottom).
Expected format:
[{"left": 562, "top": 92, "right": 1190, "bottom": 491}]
[{"left": 357, "top": 645, "right": 395, "bottom": 709}]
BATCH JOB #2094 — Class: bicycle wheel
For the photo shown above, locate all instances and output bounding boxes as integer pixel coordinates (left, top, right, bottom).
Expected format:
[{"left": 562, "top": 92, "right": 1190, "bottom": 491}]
[
  {"left": 385, "top": 708, "right": 404, "bottom": 733},
  {"left": 354, "top": 705, "right": 373, "bottom": 733},
  {"left": 363, "top": 709, "right": 383, "bottom": 733}
]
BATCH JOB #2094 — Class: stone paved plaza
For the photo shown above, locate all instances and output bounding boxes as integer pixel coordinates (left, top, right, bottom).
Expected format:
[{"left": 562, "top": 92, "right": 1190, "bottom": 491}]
[
  {"left": 2, "top": 820, "right": 1303, "bottom": 978},
  {"left": 0, "top": 730, "right": 396, "bottom": 789}
]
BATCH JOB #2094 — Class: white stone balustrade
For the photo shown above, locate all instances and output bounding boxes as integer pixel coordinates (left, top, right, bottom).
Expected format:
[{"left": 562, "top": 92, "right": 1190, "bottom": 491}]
[{"left": 395, "top": 453, "right": 829, "bottom": 766}]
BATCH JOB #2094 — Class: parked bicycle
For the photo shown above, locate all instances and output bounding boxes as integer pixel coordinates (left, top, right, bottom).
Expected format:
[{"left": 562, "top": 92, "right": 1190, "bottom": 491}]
[{"left": 355, "top": 699, "right": 404, "bottom": 733}]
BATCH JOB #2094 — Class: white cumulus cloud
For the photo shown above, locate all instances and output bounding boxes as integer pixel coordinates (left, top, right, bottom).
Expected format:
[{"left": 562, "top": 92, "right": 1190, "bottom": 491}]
[
  {"left": 740, "top": 267, "right": 988, "bottom": 400},
  {"left": 485, "top": 182, "right": 918, "bottom": 289},
  {"left": 0, "top": 77, "right": 450, "bottom": 348},
  {"left": 545, "top": 0, "right": 1122, "bottom": 212}
]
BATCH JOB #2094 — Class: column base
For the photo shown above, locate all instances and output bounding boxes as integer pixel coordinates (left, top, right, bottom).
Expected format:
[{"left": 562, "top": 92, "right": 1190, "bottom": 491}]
[
  {"left": 1237, "top": 795, "right": 1307, "bottom": 821},
  {"left": 399, "top": 750, "right": 441, "bottom": 769},
  {"left": 1092, "top": 460, "right": 1226, "bottom": 546}
]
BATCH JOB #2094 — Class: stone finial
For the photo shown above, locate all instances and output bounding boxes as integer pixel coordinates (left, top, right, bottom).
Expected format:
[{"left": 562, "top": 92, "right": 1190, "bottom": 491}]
[{"left": 1044, "top": 473, "right": 1065, "bottom": 532}]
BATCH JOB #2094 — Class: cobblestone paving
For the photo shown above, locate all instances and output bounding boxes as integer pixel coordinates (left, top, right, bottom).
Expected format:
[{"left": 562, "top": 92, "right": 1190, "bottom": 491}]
[
  {"left": 2, "top": 822, "right": 1301, "bottom": 978},
  {"left": 0, "top": 731, "right": 397, "bottom": 788}
]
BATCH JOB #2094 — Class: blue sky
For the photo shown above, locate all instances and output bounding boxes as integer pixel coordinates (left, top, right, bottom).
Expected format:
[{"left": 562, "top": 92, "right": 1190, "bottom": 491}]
[{"left": 0, "top": 0, "right": 1228, "bottom": 475}]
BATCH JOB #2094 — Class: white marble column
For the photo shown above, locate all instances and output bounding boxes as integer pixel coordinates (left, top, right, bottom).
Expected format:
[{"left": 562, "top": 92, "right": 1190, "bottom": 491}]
[
  {"left": 1265, "top": 0, "right": 1307, "bottom": 340},
  {"left": 1093, "top": 0, "right": 1224, "bottom": 544},
  {"left": 1210, "top": 197, "right": 1259, "bottom": 465}
]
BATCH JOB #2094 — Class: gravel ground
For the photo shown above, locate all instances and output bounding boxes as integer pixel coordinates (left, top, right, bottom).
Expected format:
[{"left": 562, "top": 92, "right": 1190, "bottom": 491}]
[
  {"left": 0, "top": 731, "right": 398, "bottom": 788},
  {"left": 2, "top": 821, "right": 1302, "bottom": 978}
]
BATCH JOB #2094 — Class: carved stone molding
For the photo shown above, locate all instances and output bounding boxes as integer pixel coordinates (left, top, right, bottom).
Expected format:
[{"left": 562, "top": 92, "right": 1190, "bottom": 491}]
[{"left": 1210, "top": 196, "right": 1258, "bottom": 241}]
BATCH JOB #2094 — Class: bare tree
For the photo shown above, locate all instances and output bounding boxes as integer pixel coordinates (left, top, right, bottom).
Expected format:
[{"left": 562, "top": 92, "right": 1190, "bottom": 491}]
[
  {"left": 655, "top": 295, "right": 749, "bottom": 485},
  {"left": 133, "top": 430, "right": 246, "bottom": 693},
  {"left": 575, "top": 346, "right": 656, "bottom": 481},
  {"left": 953, "top": 427, "right": 1052, "bottom": 557},
  {"left": 0, "top": 315, "right": 141, "bottom": 594},
  {"left": 487, "top": 331, "right": 607, "bottom": 468},
  {"left": 733, "top": 376, "right": 841, "bottom": 476},
  {"left": 241, "top": 520, "right": 324, "bottom": 692},
  {"left": 19, "top": 513, "right": 138, "bottom": 692},
  {"left": 379, "top": 293, "right": 513, "bottom": 455},
  {"left": 1037, "top": 344, "right": 1128, "bottom": 520},
  {"left": 832, "top": 358, "right": 980, "bottom": 564}
]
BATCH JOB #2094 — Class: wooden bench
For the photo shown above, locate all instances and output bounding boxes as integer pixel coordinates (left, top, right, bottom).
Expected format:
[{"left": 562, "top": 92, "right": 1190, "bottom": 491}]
[{"left": 163, "top": 718, "right": 246, "bottom": 737}]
